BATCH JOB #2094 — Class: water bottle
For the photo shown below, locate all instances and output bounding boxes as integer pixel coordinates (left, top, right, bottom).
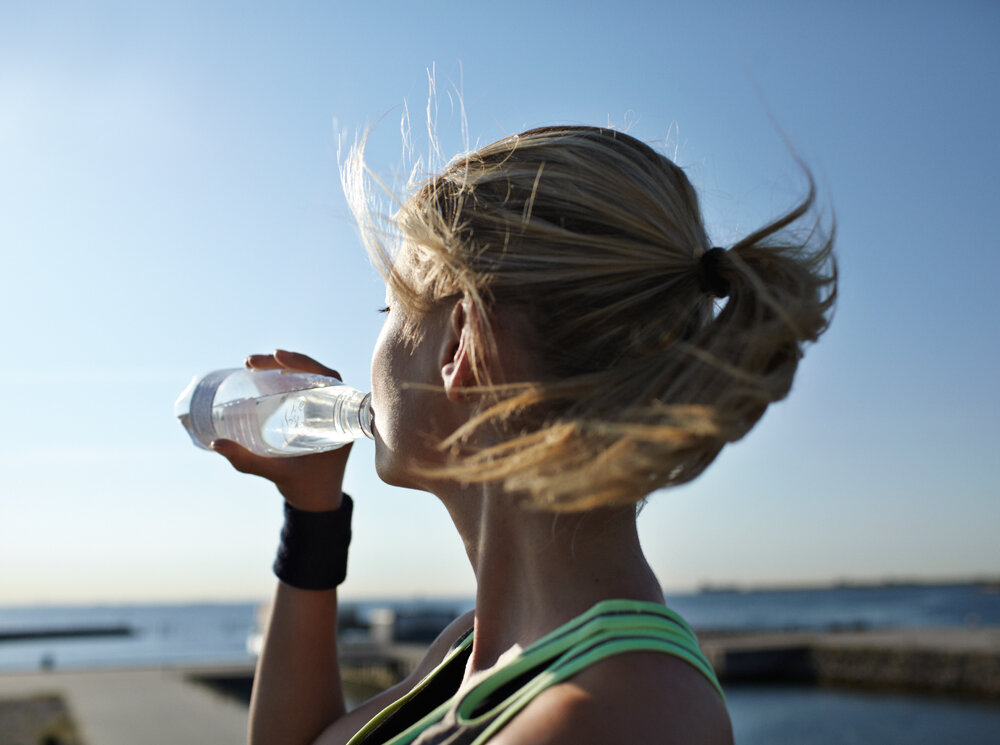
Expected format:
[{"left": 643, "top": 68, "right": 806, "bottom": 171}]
[{"left": 175, "top": 368, "right": 374, "bottom": 457}]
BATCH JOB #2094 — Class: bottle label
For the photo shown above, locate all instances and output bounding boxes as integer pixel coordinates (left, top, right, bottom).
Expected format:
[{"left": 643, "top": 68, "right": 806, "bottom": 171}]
[{"left": 188, "top": 369, "right": 235, "bottom": 447}]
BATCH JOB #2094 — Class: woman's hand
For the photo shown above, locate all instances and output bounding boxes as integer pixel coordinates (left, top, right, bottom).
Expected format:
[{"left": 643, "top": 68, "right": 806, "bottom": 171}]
[{"left": 210, "top": 350, "right": 352, "bottom": 512}]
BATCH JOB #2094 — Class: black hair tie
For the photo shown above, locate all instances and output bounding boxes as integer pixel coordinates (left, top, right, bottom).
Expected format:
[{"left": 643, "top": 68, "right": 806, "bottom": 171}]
[{"left": 696, "top": 247, "right": 731, "bottom": 298}]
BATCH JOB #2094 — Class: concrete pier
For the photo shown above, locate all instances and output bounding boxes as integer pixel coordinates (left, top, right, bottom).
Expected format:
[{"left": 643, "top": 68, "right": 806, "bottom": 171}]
[
  {"left": 699, "top": 627, "right": 1000, "bottom": 698},
  {"left": 0, "top": 666, "right": 249, "bottom": 745}
]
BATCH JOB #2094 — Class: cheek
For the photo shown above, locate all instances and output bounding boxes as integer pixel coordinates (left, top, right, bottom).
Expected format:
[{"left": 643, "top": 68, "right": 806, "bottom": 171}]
[
  {"left": 370, "top": 321, "right": 415, "bottom": 486},
  {"left": 370, "top": 323, "right": 389, "bottom": 396},
  {"left": 370, "top": 324, "right": 394, "bottom": 422},
  {"left": 370, "top": 318, "right": 408, "bottom": 441}
]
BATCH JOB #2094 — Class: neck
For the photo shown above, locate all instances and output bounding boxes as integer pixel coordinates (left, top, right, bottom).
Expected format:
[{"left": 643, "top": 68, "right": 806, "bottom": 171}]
[{"left": 437, "top": 483, "right": 663, "bottom": 674}]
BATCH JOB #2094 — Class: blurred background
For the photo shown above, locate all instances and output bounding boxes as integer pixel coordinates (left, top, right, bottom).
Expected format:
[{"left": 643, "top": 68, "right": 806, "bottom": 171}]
[{"left": 1, "top": 2, "right": 998, "bottom": 743}]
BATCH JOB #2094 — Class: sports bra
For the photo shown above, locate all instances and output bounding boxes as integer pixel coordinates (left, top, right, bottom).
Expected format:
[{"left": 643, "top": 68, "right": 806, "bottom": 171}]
[{"left": 346, "top": 598, "right": 724, "bottom": 745}]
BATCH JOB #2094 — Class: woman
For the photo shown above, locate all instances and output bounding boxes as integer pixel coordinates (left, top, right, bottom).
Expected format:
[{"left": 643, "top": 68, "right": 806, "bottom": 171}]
[{"left": 212, "top": 125, "right": 836, "bottom": 745}]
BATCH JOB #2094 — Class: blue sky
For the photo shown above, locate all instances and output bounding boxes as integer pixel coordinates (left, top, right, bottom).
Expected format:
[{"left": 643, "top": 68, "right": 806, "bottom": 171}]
[{"left": 1, "top": 1, "right": 997, "bottom": 603}]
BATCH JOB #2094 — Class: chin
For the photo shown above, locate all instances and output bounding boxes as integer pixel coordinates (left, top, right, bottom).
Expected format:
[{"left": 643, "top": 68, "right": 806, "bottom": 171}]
[{"left": 374, "top": 445, "right": 419, "bottom": 490}]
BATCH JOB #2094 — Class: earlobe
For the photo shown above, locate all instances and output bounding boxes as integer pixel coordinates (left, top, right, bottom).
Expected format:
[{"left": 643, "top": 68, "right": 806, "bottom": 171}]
[{"left": 441, "top": 298, "right": 475, "bottom": 402}]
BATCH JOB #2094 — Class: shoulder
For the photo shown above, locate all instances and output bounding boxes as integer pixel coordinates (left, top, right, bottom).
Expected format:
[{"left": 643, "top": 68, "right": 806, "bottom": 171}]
[
  {"left": 314, "top": 609, "right": 475, "bottom": 745},
  {"left": 490, "top": 651, "right": 732, "bottom": 745},
  {"left": 409, "top": 608, "right": 476, "bottom": 677}
]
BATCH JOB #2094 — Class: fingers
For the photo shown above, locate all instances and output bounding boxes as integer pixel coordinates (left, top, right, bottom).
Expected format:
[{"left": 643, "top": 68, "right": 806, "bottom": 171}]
[
  {"left": 273, "top": 349, "right": 342, "bottom": 380},
  {"left": 245, "top": 353, "right": 282, "bottom": 370},
  {"left": 210, "top": 439, "right": 277, "bottom": 479},
  {"left": 210, "top": 438, "right": 351, "bottom": 511},
  {"left": 245, "top": 350, "right": 341, "bottom": 380}
]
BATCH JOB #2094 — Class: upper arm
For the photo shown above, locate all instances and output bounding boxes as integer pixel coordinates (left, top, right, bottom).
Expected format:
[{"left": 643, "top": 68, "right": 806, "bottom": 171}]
[
  {"left": 313, "top": 609, "right": 476, "bottom": 745},
  {"left": 490, "top": 652, "right": 732, "bottom": 745}
]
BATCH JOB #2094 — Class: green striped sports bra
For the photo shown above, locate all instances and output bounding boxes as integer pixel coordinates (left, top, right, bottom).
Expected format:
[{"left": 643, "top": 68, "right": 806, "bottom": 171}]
[{"left": 347, "top": 599, "right": 724, "bottom": 745}]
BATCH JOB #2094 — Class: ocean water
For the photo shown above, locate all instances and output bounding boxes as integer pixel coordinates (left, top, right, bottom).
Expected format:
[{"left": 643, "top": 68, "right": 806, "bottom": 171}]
[
  {"left": 725, "top": 685, "right": 1000, "bottom": 745},
  {"left": 664, "top": 582, "right": 1000, "bottom": 631},
  {"left": 0, "top": 602, "right": 258, "bottom": 672}
]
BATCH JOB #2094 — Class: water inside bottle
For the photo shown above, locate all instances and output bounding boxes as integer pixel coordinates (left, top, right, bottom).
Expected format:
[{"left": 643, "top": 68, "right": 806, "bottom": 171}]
[{"left": 213, "top": 386, "right": 370, "bottom": 456}]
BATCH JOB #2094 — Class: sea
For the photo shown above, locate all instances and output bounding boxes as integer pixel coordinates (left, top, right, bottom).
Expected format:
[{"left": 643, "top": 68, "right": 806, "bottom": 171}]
[{"left": 2, "top": 583, "right": 998, "bottom": 744}]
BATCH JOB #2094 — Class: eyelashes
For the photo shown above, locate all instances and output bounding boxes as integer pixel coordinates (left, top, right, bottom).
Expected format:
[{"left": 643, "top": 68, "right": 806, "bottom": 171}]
[{"left": 378, "top": 306, "right": 390, "bottom": 314}]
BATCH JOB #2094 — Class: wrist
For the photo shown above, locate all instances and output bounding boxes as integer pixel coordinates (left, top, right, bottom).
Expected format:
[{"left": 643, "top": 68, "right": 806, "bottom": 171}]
[
  {"left": 281, "top": 490, "right": 346, "bottom": 512},
  {"left": 273, "top": 494, "right": 353, "bottom": 590}
]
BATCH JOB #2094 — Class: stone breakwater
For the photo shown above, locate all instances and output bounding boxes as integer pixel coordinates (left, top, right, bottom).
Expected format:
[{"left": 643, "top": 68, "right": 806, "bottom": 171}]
[
  {"left": 698, "top": 627, "right": 1000, "bottom": 699},
  {"left": 0, "top": 625, "right": 133, "bottom": 642}
]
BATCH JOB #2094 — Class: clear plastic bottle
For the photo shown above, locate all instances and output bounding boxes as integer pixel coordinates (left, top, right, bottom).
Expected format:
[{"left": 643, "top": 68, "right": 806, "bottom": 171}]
[{"left": 175, "top": 368, "right": 374, "bottom": 457}]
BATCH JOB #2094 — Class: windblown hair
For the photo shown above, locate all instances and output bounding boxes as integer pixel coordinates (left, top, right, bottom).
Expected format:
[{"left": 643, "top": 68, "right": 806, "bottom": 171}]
[{"left": 346, "top": 125, "right": 836, "bottom": 511}]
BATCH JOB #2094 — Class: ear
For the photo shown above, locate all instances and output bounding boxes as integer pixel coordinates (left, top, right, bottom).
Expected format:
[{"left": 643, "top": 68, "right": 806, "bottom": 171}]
[{"left": 440, "top": 297, "right": 476, "bottom": 402}]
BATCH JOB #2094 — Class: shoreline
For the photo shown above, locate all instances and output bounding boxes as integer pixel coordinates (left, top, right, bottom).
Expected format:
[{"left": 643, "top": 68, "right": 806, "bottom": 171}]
[{"left": 6, "top": 626, "right": 994, "bottom": 701}]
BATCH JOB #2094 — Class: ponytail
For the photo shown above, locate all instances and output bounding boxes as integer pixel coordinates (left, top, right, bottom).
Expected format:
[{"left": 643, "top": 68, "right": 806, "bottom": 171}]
[{"left": 352, "top": 125, "right": 837, "bottom": 510}]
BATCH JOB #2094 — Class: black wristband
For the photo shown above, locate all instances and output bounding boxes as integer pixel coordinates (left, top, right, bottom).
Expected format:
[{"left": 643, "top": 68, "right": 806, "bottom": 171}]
[{"left": 273, "top": 494, "right": 353, "bottom": 590}]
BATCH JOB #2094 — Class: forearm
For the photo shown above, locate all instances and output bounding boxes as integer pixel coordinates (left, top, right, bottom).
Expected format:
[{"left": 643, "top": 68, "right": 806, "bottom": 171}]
[
  {"left": 204, "top": 353, "right": 357, "bottom": 744},
  {"left": 249, "top": 581, "right": 346, "bottom": 745}
]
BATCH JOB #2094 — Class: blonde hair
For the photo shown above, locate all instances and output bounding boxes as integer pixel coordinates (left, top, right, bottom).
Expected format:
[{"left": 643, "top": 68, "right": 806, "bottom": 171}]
[{"left": 347, "top": 125, "right": 836, "bottom": 511}]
